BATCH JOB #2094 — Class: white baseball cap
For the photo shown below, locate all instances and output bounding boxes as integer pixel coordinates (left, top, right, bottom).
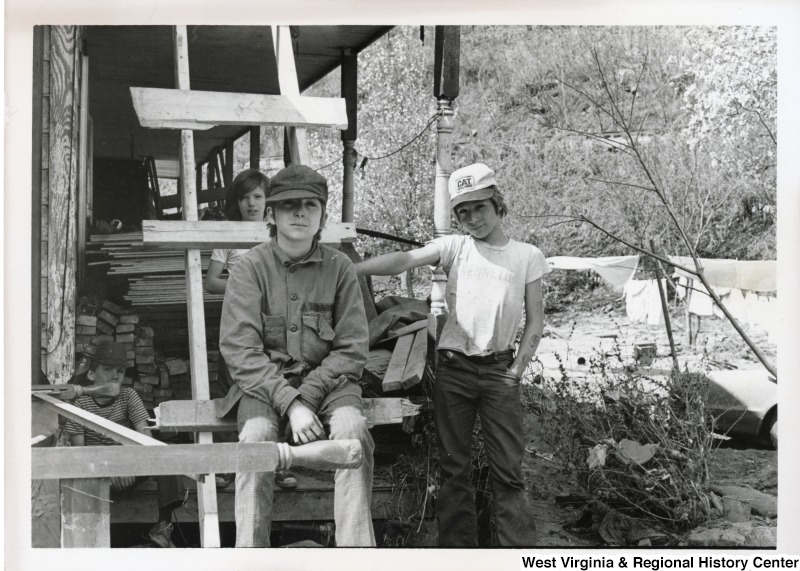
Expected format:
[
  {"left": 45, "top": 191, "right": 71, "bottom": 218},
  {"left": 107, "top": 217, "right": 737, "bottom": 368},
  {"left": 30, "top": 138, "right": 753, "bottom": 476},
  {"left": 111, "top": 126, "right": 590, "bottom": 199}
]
[{"left": 448, "top": 163, "right": 498, "bottom": 209}]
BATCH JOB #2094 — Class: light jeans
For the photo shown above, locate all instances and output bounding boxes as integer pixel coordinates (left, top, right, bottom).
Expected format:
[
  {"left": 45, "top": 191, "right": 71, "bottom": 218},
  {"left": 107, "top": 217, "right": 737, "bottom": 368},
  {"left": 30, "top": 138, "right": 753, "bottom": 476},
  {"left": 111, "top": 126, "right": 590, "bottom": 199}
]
[{"left": 235, "top": 393, "right": 376, "bottom": 547}]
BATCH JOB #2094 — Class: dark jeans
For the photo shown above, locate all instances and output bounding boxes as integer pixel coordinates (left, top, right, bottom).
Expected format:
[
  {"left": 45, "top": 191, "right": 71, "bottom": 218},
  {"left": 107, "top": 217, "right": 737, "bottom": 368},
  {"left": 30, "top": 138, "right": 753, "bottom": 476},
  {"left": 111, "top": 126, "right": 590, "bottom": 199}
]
[
  {"left": 434, "top": 350, "right": 537, "bottom": 547},
  {"left": 111, "top": 476, "right": 185, "bottom": 513}
]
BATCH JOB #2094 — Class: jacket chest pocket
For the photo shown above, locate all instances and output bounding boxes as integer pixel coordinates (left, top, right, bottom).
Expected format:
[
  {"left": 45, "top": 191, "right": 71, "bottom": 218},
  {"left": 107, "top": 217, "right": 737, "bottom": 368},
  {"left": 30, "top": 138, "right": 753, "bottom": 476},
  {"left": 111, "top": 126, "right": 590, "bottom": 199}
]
[
  {"left": 302, "top": 312, "right": 335, "bottom": 365},
  {"left": 261, "top": 314, "right": 287, "bottom": 351}
]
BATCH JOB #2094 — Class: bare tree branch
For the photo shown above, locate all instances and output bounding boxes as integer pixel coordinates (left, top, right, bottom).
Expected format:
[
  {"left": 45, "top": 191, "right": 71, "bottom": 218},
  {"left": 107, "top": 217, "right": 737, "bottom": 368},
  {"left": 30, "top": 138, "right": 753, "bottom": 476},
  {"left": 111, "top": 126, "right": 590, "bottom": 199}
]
[{"left": 583, "top": 176, "right": 658, "bottom": 194}]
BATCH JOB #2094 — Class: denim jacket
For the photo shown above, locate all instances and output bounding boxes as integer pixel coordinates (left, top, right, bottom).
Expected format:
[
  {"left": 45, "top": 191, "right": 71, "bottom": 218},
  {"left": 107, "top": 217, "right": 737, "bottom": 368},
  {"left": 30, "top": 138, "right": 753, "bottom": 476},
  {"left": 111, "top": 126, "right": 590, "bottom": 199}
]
[{"left": 217, "top": 240, "right": 368, "bottom": 418}]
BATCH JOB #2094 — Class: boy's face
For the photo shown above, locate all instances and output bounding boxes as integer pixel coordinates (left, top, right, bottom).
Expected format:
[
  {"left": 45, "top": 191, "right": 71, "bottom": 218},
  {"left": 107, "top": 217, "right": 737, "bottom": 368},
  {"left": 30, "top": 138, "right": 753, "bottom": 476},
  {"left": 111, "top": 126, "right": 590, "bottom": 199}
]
[
  {"left": 87, "top": 363, "right": 126, "bottom": 386},
  {"left": 238, "top": 187, "right": 267, "bottom": 221},
  {"left": 267, "top": 198, "right": 325, "bottom": 244},
  {"left": 454, "top": 198, "right": 501, "bottom": 241}
]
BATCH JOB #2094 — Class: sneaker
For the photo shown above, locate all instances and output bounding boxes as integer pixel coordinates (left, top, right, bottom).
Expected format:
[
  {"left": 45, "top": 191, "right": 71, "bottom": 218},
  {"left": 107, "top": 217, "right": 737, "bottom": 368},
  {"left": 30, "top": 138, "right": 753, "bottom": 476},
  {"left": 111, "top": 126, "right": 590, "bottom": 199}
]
[
  {"left": 215, "top": 473, "right": 234, "bottom": 489},
  {"left": 275, "top": 470, "right": 297, "bottom": 489},
  {"left": 148, "top": 521, "right": 176, "bottom": 548}
]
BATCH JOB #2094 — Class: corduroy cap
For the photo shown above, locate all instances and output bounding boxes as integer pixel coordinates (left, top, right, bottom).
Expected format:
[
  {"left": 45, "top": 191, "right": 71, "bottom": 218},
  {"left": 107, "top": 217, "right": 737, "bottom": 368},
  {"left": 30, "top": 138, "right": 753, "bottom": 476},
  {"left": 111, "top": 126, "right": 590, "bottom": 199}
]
[
  {"left": 92, "top": 340, "right": 128, "bottom": 367},
  {"left": 448, "top": 163, "right": 498, "bottom": 209},
  {"left": 267, "top": 164, "right": 328, "bottom": 205}
]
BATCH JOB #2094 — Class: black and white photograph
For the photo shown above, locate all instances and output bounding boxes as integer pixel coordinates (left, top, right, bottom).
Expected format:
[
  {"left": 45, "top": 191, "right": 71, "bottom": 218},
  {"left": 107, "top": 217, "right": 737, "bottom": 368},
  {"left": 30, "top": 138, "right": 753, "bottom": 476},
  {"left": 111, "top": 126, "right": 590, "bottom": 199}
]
[{"left": 5, "top": 1, "right": 800, "bottom": 568}]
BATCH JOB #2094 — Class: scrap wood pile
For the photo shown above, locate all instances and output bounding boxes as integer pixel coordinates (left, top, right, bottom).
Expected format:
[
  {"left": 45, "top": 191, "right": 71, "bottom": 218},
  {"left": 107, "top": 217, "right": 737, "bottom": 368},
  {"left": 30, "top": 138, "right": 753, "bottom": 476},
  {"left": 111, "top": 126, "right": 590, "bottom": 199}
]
[
  {"left": 357, "top": 293, "right": 438, "bottom": 544},
  {"left": 75, "top": 299, "right": 220, "bottom": 411}
]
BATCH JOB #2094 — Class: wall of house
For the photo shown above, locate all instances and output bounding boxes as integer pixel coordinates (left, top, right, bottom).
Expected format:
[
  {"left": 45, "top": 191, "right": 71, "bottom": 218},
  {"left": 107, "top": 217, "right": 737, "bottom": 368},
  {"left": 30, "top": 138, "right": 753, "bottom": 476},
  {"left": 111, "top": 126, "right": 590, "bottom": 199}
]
[{"left": 36, "top": 25, "right": 87, "bottom": 383}]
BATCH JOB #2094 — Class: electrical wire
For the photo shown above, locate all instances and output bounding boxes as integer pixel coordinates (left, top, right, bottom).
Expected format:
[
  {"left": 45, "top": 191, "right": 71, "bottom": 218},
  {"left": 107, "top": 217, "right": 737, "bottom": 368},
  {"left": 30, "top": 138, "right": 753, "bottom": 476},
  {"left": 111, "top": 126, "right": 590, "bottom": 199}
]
[{"left": 316, "top": 111, "right": 440, "bottom": 172}]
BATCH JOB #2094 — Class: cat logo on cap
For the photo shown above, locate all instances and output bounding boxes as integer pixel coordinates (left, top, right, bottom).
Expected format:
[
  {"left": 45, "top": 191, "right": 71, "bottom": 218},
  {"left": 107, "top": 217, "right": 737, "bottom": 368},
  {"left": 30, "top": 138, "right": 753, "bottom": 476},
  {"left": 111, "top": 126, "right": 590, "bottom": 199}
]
[
  {"left": 448, "top": 163, "right": 498, "bottom": 209},
  {"left": 456, "top": 175, "right": 476, "bottom": 190}
]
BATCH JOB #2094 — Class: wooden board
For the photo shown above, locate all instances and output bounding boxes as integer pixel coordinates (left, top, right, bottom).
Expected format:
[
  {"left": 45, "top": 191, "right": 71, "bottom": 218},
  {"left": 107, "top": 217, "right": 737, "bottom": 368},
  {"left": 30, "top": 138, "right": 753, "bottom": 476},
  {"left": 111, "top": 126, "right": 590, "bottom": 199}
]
[
  {"left": 363, "top": 348, "right": 392, "bottom": 384},
  {"left": 272, "top": 25, "right": 309, "bottom": 165},
  {"left": 155, "top": 397, "right": 415, "bottom": 431},
  {"left": 110, "top": 474, "right": 396, "bottom": 524},
  {"left": 33, "top": 393, "right": 166, "bottom": 447},
  {"left": 131, "top": 87, "right": 348, "bottom": 131},
  {"left": 32, "top": 440, "right": 360, "bottom": 479},
  {"left": 61, "top": 478, "right": 111, "bottom": 547},
  {"left": 400, "top": 329, "right": 428, "bottom": 389},
  {"left": 382, "top": 334, "right": 414, "bottom": 393},
  {"left": 142, "top": 220, "right": 356, "bottom": 250}
]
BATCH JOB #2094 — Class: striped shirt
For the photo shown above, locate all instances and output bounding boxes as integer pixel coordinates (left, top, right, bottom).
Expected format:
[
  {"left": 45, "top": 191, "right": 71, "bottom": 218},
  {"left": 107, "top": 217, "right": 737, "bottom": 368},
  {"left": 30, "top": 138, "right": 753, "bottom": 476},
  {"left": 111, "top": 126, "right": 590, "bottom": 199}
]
[{"left": 63, "top": 387, "right": 150, "bottom": 446}]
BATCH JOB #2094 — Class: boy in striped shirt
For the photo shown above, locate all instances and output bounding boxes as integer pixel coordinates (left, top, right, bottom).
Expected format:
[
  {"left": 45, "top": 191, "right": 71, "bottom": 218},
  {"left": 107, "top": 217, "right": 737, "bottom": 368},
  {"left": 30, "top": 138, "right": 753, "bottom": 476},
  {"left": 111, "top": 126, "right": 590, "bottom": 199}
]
[{"left": 64, "top": 340, "right": 185, "bottom": 548}]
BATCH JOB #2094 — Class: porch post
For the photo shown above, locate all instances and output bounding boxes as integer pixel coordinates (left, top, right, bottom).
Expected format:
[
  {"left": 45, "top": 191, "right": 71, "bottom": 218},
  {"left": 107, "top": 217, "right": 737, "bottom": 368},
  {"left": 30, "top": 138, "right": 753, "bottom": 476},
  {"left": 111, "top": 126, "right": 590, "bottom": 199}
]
[
  {"left": 430, "top": 26, "right": 460, "bottom": 340},
  {"left": 341, "top": 49, "right": 357, "bottom": 223}
]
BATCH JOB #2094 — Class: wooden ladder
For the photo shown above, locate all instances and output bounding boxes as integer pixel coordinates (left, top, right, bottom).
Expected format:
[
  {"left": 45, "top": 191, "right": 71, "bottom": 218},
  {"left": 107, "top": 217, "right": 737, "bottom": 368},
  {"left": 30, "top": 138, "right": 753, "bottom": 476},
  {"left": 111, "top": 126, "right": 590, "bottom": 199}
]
[{"left": 131, "top": 25, "right": 352, "bottom": 547}]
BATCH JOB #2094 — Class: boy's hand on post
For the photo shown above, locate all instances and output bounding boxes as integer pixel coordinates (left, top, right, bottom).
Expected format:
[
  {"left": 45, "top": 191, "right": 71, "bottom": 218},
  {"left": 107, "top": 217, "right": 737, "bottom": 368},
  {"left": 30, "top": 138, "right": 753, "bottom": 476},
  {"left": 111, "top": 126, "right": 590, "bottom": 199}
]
[{"left": 287, "top": 400, "right": 326, "bottom": 444}]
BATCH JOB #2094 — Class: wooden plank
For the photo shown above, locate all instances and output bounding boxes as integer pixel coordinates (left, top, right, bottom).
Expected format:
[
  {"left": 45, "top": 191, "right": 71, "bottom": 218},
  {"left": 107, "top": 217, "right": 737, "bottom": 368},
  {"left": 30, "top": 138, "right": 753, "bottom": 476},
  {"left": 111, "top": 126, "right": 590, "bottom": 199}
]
[
  {"left": 32, "top": 478, "right": 61, "bottom": 547},
  {"left": 60, "top": 478, "right": 111, "bottom": 547},
  {"left": 33, "top": 393, "right": 166, "bottom": 447},
  {"left": 384, "top": 319, "right": 427, "bottom": 341},
  {"left": 400, "top": 329, "right": 428, "bottom": 389},
  {"left": 195, "top": 431, "right": 220, "bottom": 548},
  {"left": 156, "top": 397, "right": 413, "bottom": 432},
  {"left": 272, "top": 25, "right": 309, "bottom": 165},
  {"left": 32, "top": 25, "right": 45, "bottom": 386},
  {"left": 362, "top": 398, "right": 406, "bottom": 427},
  {"left": 46, "top": 26, "right": 79, "bottom": 384},
  {"left": 131, "top": 88, "right": 348, "bottom": 131},
  {"left": 142, "top": 220, "right": 356, "bottom": 250},
  {"left": 76, "top": 53, "right": 89, "bottom": 291},
  {"left": 32, "top": 439, "right": 362, "bottom": 479},
  {"left": 111, "top": 474, "right": 396, "bottom": 524},
  {"left": 382, "top": 334, "right": 415, "bottom": 393},
  {"left": 363, "top": 348, "right": 392, "bottom": 384}
]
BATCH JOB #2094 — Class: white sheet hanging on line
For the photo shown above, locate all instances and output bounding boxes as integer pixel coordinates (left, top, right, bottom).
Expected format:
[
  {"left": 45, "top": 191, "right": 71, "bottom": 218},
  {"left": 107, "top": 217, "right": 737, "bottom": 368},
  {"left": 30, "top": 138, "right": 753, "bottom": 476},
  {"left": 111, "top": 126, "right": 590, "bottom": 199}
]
[
  {"left": 669, "top": 257, "right": 776, "bottom": 292},
  {"left": 624, "top": 279, "right": 666, "bottom": 326},
  {"left": 547, "top": 255, "right": 640, "bottom": 292}
]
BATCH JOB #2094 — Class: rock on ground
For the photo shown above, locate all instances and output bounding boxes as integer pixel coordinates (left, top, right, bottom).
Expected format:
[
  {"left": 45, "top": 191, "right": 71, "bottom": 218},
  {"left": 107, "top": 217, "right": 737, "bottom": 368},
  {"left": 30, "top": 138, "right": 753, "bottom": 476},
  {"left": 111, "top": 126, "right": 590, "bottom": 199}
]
[{"left": 684, "top": 521, "right": 776, "bottom": 547}]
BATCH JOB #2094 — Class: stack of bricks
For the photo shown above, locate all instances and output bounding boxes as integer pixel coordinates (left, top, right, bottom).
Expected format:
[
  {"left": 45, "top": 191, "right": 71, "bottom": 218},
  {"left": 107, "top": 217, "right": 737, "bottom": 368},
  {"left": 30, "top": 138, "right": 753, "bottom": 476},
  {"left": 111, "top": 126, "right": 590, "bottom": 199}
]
[
  {"left": 164, "top": 357, "right": 191, "bottom": 401},
  {"left": 133, "top": 324, "right": 157, "bottom": 407},
  {"left": 72, "top": 298, "right": 218, "bottom": 409},
  {"left": 74, "top": 314, "right": 98, "bottom": 354}
]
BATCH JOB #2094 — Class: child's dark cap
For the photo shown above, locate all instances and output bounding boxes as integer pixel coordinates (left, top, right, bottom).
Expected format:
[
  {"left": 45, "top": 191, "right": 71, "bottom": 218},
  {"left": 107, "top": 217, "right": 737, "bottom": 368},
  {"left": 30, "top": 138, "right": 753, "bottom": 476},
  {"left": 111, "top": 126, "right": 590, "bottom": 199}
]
[
  {"left": 92, "top": 340, "right": 128, "bottom": 367},
  {"left": 268, "top": 165, "right": 328, "bottom": 205}
]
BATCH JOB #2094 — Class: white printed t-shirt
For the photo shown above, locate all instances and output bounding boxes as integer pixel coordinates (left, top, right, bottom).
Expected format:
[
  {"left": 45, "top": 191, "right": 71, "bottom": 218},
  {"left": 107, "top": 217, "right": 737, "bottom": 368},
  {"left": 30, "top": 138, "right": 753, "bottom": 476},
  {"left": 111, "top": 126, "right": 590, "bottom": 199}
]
[
  {"left": 430, "top": 234, "right": 550, "bottom": 356},
  {"left": 210, "top": 248, "right": 251, "bottom": 272}
]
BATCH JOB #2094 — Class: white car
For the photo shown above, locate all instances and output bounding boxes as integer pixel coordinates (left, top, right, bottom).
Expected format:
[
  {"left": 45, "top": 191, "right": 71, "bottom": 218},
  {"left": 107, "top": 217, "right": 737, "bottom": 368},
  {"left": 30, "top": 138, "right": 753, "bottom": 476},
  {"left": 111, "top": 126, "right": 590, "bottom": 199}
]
[{"left": 706, "top": 368, "right": 777, "bottom": 449}]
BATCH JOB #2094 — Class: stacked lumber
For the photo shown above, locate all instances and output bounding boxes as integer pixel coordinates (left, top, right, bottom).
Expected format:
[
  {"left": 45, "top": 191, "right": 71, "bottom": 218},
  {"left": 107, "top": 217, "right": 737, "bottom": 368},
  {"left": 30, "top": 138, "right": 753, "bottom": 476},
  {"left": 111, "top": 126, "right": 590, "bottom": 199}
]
[{"left": 85, "top": 231, "right": 224, "bottom": 306}]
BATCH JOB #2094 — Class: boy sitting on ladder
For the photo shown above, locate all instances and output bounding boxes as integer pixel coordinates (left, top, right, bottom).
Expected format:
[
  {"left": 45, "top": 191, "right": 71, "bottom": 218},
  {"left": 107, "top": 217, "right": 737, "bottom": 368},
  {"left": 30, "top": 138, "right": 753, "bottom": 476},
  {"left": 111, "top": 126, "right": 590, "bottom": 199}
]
[
  {"left": 356, "top": 163, "right": 549, "bottom": 546},
  {"left": 217, "top": 164, "right": 375, "bottom": 547}
]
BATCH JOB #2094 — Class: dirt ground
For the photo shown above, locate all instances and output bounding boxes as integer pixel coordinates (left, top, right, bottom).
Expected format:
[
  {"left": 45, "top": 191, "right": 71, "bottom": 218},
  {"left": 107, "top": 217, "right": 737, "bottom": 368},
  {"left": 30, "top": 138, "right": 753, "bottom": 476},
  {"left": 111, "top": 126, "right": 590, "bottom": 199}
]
[{"left": 518, "top": 285, "right": 778, "bottom": 547}]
